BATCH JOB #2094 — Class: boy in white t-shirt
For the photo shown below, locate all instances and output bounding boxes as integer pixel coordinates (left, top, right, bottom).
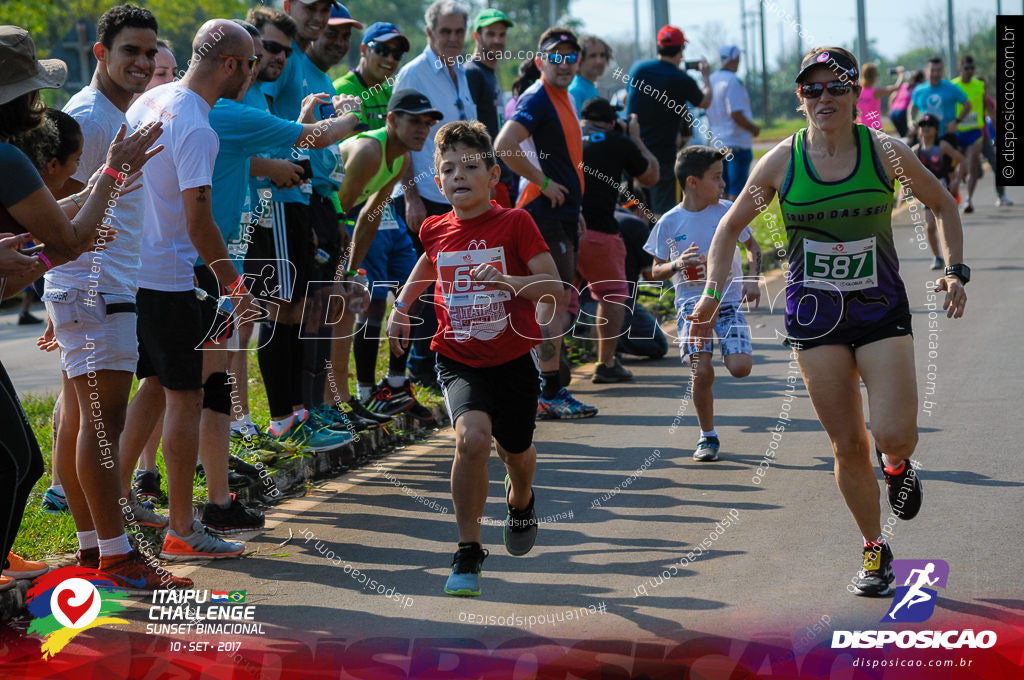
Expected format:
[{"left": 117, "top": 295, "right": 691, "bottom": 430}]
[{"left": 644, "top": 146, "right": 761, "bottom": 462}]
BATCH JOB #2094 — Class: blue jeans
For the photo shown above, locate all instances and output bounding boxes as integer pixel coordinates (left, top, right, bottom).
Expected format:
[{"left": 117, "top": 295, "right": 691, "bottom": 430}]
[{"left": 722, "top": 147, "right": 752, "bottom": 198}]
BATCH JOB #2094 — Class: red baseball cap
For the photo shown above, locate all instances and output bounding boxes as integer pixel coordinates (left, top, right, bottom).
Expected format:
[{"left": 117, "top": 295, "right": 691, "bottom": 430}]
[{"left": 657, "top": 25, "right": 687, "bottom": 48}]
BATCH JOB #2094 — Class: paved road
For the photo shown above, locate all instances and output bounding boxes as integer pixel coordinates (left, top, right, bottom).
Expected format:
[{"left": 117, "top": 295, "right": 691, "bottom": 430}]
[{"left": 6, "top": 177, "right": 1022, "bottom": 668}]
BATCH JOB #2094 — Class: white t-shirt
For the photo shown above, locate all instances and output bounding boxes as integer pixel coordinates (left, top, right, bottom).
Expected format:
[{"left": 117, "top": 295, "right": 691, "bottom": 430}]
[
  {"left": 643, "top": 199, "right": 752, "bottom": 305},
  {"left": 127, "top": 83, "right": 218, "bottom": 292},
  {"left": 45, "top": 87, "right": 144, "bottom": 297},
  {"left": 707, "top": 70, "right": 753, "bottom": 150}
]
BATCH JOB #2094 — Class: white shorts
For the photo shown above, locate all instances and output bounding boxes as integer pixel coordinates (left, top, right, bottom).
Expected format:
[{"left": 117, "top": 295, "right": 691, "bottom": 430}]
[
  {"left": 676, "top": 296, "right": 752, "bottom": 359},
  {"left": 43, "top": 287, "right": 138, "bottom": 379}
]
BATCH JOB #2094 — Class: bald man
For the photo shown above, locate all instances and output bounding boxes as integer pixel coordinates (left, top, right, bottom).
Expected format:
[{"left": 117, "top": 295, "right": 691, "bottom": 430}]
[{"left": 123, "top": 19, "right": 262, "bottom": 561}]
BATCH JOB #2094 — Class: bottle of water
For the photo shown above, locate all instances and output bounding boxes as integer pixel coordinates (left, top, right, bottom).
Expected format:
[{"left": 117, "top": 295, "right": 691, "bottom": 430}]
[{"left": 194, "top": 286, "right": 234, "bottom": 316}]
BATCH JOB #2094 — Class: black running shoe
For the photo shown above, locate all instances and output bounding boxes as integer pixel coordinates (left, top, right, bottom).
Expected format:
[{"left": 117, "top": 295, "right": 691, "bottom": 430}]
[
  {"left": 329, "top": 401, "right": 380, "bottom": 431},
  {"left": 877, "top": 449, "right": 923, "bottom": 520},
  {"left": 201, "top": 495, "right": 265, "bottom": 535},
  {"left": 851, "top": 541, "right": 895, "bottom": 597},
  {"left": 395, "top": 382, "right": 435, "bottom": 422},
  {"left": 346, "top": 397, "right": 392, "bottom": 426},
  {"left": 364, "top": 380, "right": 414, "bottom": 416},
  {"left": 444, "top": 542, "right": 488, "bottom": 596},
  {"left": 133, "top": 469, "right": 161, "bottom": 501},
  {"left": 503, "top": 475, "right": 538, "bottom": 556}
]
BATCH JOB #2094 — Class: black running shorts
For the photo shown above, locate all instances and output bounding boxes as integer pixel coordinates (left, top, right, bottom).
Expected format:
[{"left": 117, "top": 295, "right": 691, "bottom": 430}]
[
  {"left": 435, "top": 351, "right": 540, "bottom": 454},
  {"left": 787, "top": 312, "right": 913, "bottom": 352},
  {"left": 136, "top": 288, "right": 204, "bottom": 390}
]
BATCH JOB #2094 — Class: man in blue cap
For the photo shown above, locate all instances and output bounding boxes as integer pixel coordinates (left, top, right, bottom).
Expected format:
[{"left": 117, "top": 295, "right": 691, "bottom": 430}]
[{"left": 334, "top": 22, "right": 410, "bottom": 131}]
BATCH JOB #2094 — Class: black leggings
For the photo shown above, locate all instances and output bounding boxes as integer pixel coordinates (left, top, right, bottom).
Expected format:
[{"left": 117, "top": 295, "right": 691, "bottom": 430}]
[{"left": 0, "top": 360, "right": 44, "bottom": 560}]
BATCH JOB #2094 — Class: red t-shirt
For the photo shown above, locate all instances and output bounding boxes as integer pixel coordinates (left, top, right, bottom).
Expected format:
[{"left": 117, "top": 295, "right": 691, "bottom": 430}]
[{"left": 419, "top": 203, "right": 549, "bottom": 368}]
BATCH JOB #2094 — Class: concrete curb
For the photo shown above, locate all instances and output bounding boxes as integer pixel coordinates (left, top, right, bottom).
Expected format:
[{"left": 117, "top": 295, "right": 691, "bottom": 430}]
[{"left": 0, "top": 404, "right": 450, "bottom": 623}]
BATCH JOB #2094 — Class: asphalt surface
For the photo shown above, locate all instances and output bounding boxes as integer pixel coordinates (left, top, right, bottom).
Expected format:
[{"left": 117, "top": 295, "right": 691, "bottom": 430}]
[{"left": 4, "top": 175, "right": 1022, "bottom": 656}]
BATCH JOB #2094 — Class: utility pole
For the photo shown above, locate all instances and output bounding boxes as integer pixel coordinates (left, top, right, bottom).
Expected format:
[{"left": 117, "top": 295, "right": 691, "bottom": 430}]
[
  {"left": 652, "top": 0, "right": 669, "bottom": 38},
  {"left": 633, "top": 0, "right": 640, "bottom": 61},
  {"left": 759, "top": 0, "right": 770, "bottom": 125},
  {"left": 795, "top": 0, "right": 803, "bottom": 60},
  {"left": 549, "top": 0, "right": 557, "bottom": 27},
  {"left": 947, "top": 0, "right": 957, "bottom": 70},
  {"left": 856, "top": 0, "right": 868, "bottom": 66}
]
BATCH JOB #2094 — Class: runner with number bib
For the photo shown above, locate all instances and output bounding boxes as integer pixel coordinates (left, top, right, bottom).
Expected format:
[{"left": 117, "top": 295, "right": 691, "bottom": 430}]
[{"left": 688, "top": 47, "right": 969, "bottom": 598}]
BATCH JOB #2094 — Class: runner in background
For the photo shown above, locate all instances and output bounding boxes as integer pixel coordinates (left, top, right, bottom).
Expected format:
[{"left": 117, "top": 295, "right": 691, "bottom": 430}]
[
  {"left": 889, "top": 69, "right": 923, "bottom": 138},
  {"left": 951, "top": 55, "right": 986, "bottom": 214},
  {"left": 912, "top": 114, "right": 966, "bottom": 270},
  {"left": 980, "top": 92, "right": 1012, "bottom": 207},
  {"left": 644, "top": 146, "right": 760, "bottom": 462}
]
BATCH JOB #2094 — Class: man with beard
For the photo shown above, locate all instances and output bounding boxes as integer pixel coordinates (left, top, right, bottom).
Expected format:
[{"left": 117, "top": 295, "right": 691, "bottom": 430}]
[
  {"left": 124, "top": 19, "right": 261, "bottom": 561},
  {"left": 41, "top": 3, "right": 190, "bottom": 589}
]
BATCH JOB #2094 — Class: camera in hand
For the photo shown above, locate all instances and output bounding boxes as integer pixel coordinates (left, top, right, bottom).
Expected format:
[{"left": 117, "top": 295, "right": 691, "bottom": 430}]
[
  {"left": 318, "top": 101, "right": 336, "bottom": 120},
  {"left": 684, "top": 60, "right": 702, "bottom": 70},
  {"left": 889, "top": 67, "right": 902, "bottom": 76},
  {"left": 295, "top": 158, "right": 313, "bottom": 181}
]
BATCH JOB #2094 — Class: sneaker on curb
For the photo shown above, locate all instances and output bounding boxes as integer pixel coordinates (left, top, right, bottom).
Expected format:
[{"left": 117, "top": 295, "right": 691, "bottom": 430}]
[
  {"left": 345, "top": 398, "right": 392, "bottom": 426},
  {"left": 503, "top": 475, "right": 538, "bottom": 556},
  {"left": 76, "top": 547, "right": 99, "bottom": 569},
  {"left": 693, "top": 435, "right": 720, "bottom": 462},
  {"left": 127, "top": 491, "right": 168, "bottom": 528},
  {"left": 877, "top": 449, "right": 923, "bottom": 520},
  {"left": 98, "top": 550, "right": 193, "bottom": 594},
  {"left": 323, "top": 402, "right": 377, "bottom": 432},
  {"left": 395, "top": 382, "right": 435, "bottom": 421},
  {"left": 4, "top": 552, "right": 50, "bottom": 580},
  {"left": 41, "top": 486, "right": 68, "bottom": 514},
  {"left": 851, "top": 541, "right": 895, "bottom": 597},
  {"left": 444, "top": 542, "right": 488, "bottom": 597},
  {"left": 364, "top": 380, "right": 414, "bottom": 417},
  {"left": 592, "top": 357, "right": 634, "bottom": 384},
  {"left": 930, "top": 256, "right": 944, "bottom": 270},
  {"left": 231, "top": 428, "right": 287, "bottom": 454},
  {"left": 160, "top": 519, "right": 244, "bottom": 561},
  {"left": 265, "top": 420, "right": 351, "bottom": 452},
  {"left": 201, "top": 495, "right": 265, "bottom": 535},
  {"left": 308, "top": 404, "right": 355, "bottom": 433},
  {"left": 0, "top": 575, "right": 15, "bottom": 591},
  {"left": 133, "top": 469, "right": 161, "bottom": 501},
  {"left": 537, "top": 388, "right": 598, "bottom": 420}
]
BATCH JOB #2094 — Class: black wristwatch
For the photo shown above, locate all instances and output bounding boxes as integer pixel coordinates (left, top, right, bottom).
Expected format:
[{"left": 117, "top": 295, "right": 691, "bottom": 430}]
[{"left": 944, "top": 263, "right": 970, "bottom": 284}]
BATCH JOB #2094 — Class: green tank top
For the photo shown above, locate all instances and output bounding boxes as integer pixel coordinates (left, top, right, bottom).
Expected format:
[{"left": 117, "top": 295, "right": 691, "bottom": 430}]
[
  {"left": 951, "top": 76, "right": 984, "bottom": 131},
  {"left": 779, "top": 124, "right": 907, "bottom": 340},
  {"left": 351, "top": 127, "right": 405, "bottom": 206}
]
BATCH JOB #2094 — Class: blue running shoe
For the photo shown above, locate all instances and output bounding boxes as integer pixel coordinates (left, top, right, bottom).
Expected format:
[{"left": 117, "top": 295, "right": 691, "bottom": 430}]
[
  {"left": 444, "top": 542, "right": 488, "bottom": 596},
  {"left": 41, "top": 487, "right": 68, "bottom": 514},
  {"left": 536, "top": 388, "right": 598, "bottom": 420},
  {"left": 693, "top": 435, "right": 720, "bottom": 461},
  {"left": 266, "top": 419, "right": 352, "bottom": 452}
]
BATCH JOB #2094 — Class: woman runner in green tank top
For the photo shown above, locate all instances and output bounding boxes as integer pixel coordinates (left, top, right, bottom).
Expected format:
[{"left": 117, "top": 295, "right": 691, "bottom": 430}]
[{"left": 689, "top": 47, "right": 968, "bottom": 599}]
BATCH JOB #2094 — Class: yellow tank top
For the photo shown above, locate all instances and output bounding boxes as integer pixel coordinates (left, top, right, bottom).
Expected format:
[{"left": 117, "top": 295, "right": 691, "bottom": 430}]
[{"left": 951, "top": 76, "right": 985, "bottom": 131}]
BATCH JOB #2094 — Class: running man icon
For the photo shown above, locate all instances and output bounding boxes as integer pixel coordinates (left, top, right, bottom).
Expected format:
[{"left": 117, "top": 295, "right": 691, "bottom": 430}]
[{"left": 883, "top": 559, "right": 950, "bottom": 623}]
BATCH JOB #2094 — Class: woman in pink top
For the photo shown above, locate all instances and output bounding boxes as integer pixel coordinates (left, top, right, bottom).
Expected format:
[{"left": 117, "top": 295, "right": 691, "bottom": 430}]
[
  {"left": 856, "top": 63, "right": 904, "bottom": 130},
  {"left": 889, "top": 69, "right": 925, "bottom": 137}
]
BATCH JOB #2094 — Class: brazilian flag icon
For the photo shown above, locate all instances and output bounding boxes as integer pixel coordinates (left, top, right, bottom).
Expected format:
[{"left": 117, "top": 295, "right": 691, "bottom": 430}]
[{"left": 228, "top": 591, "right": 246, "bottom": 603}]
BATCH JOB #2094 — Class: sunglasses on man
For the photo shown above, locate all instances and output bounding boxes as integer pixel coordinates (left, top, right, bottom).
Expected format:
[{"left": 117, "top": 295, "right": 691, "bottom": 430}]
[
  {"left": 798, "top": 80, "right": 852, "bottom": 98},
  {"left": 220, "top": 54, "right": 260, "bottom": 69},
  {"left": 262, "top": 40, "right": 293, "bottom": 58},
  {"left": 544, "top": 52, "right": 580, "bottom": 65},
  {"left": 368, "top": 41, "right": 407, "bottom": 60}
]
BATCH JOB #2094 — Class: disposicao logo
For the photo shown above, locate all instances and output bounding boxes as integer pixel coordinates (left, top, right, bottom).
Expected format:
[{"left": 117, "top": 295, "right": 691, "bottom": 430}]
[
  {"left": 25, "top": 566, "right": 130, "bottom": 659},
  {"left": 832, "top": 559, "right": 998, "bottom": 650}
]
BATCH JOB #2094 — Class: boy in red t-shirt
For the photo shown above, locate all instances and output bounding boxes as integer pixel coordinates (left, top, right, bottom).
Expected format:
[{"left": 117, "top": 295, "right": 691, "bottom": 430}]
[{"left": 387, "top": 121, "right": 561, "bottom": 597}]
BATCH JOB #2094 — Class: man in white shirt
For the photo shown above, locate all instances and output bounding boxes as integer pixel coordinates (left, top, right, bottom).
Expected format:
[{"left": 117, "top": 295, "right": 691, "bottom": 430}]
[
  {"left": 707, "top": 45, "right": 760, "bottom": 200},
  {"left": 124, "top": 19, "right": 260, "bottom": 562},
  {"left": 389, "top": 0, "right": 477, "bottom": 387},
  {"left": 43, "top": 3, "right": 191, "bottom": 591}
]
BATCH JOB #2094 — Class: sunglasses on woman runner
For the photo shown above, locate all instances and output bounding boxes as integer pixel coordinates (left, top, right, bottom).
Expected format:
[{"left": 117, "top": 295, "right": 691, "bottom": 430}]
[
  {"left": 544, "top": 52, "right": 580, "bottom": 65},
  {"left": 368, "top": 41, "right": 407, "bottom": 60},
  {"left": 798, "top": 80, "right": 852, "bottom": 98},
  {"left": 262, "top": 40, "right": 293, "bottom": 58}
]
